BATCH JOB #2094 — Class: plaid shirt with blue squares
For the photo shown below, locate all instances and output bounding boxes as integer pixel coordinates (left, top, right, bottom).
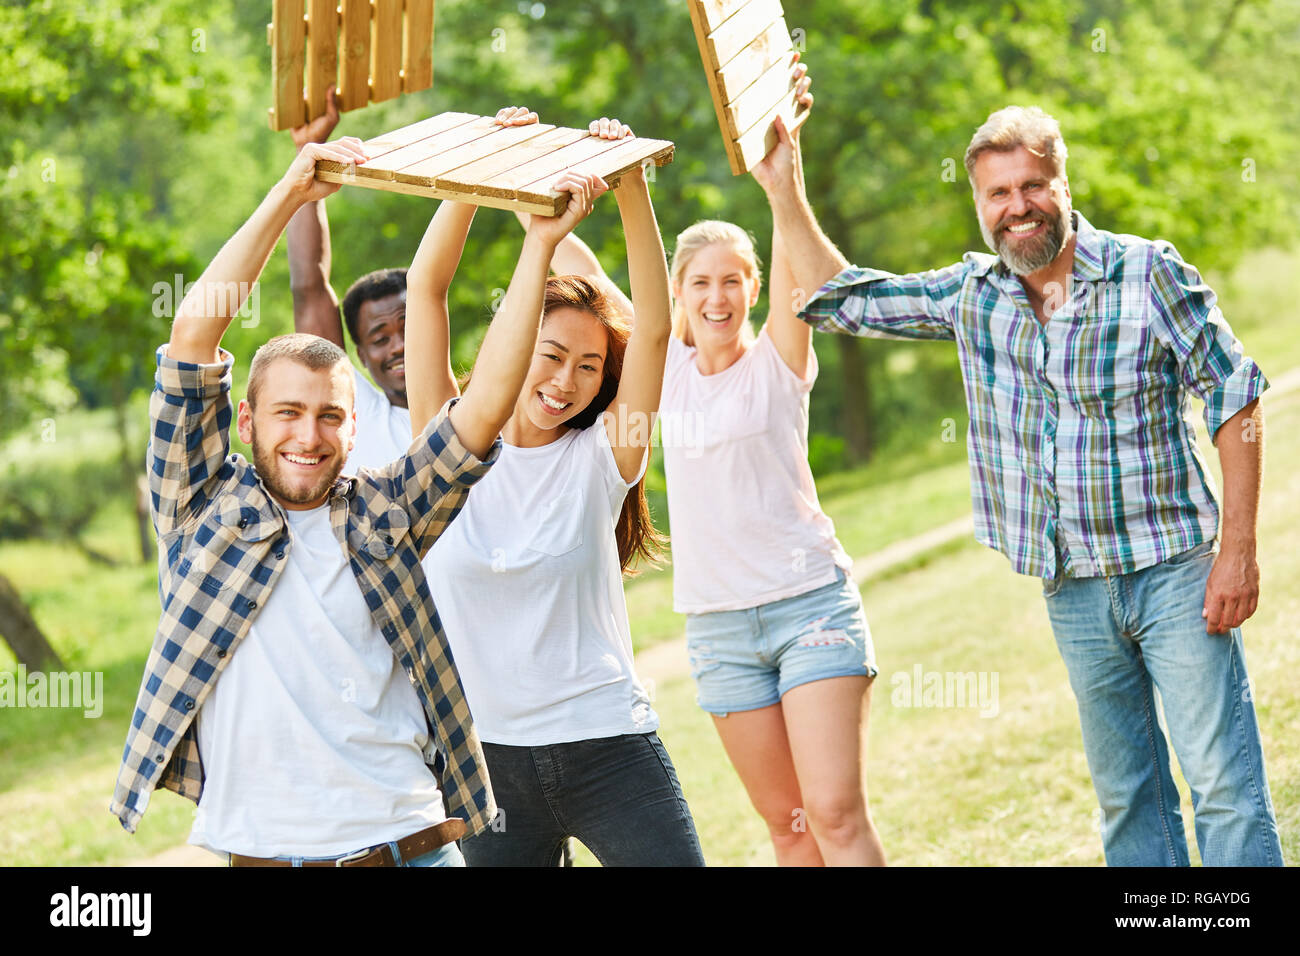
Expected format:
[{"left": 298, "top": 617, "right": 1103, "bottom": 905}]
[
  {"left": 111, "top": 346, "right": 500, "bottom": 835},
  {"left": 800, "top": 212, "right": 1268, "bottom": 579}
]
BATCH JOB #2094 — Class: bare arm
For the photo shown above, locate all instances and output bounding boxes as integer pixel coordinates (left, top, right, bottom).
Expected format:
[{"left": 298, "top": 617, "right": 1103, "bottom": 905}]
[
  {"left": 286, "top": 87, "right": 346, "bottom": 346},
  {"left": 759, "top": 67, "right": 814, "bottom": 379},
  {"left": 509, "top": 117, "right": 638, "bottom": 320},
  {"left": 405, "top": 201, "right": 478, "bottom": 432},
  {"left": 751, "top": 62, "right": 848, "bottom": 302},
  {"left": 604, "top": 166, "right": 671, "bottom": 482},
  {"left": 434, "top": 172, "right": 607, "bottom": 459},
  {"left": 1204, "top": 399, "right": 1263, "bottom": 634},
  {"left": 169, "top": 139, "right": 367, "bottom": 365}
]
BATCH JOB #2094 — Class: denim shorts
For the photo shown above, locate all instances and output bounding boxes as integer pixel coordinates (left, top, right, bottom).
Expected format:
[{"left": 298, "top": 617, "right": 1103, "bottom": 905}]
[{"left": 685, "top": 568, "right": 878, "bottom": 716}]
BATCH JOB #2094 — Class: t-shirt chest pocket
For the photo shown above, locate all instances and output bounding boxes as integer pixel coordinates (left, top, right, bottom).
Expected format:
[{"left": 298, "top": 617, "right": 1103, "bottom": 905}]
[
  {"left": 524, "top": 490, "right": 586, "bottom": 557},
  {"left": 695, "top": 384, "right": 770, "bottom": 448}
]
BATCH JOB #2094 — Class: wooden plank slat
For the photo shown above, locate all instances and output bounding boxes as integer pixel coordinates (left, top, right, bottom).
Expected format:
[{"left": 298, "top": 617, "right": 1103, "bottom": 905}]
[
  {"left": 314, "top": 169, "right": 565, "bottom": 216},
  {"left": 306, "top": 0, "right": 339, "bottom": 120},
  {"left": 517, "top": 137, "right": 676, "bottom": 202},
  {"left": 688, "top": 0, "right": 746, "bottom": 173},
  {"left": 479, "top": 136, "right": 632, "bottom": 197},
  {"left": 706, "top": 0, "right": 783, "bottom": 70},
  {"left": 314, "top": 112, "right": 480, "bottom": 177},
  {"left": 713, "top": 19, "right": 794, "bottom": 101},
  {"left": 435, "top": 127, "right": 590, "bottom": 193},
  {"left": 394, "top": 123, "right": 559, "bottom": 185},
  {"left": 357, "top": 112, "right": 479, "bottom": 161},
  {"left": 271, "top": 0, "right": 307, "bottom": 131},
  {"left": 339, "top": 0, "right": 371, "bottom": 111},
  {"left": 695, "top": 0, "right": 752, "bottom": 33},
  {"left": 370, "top": 0, "right": 404, "bottom": 103},
  {"left": 724, "top": 54, "right": 799, "bottom": 139},
  {"left": 358, "top": 116, "right": 501, "bottom": 178},
  {"left": 732, "top": 85, "right": 809, "bottom": 172},
  {"left": 315, "top": 112, "right": 675, "bottom": 216},
  {"left": 403, "top": 0, "right": 435, "bottom": 94}
]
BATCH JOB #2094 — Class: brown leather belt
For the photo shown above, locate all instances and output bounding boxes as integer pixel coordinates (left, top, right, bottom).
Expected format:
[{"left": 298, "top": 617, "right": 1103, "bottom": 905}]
[{"left": 229, "top": 818, "right": 467, "bottom": 867}]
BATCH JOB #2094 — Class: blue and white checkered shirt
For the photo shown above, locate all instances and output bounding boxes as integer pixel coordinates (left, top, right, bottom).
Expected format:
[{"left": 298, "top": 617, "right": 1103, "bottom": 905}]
[
  {"left": 800, "top": 212, "right": 1268, "bottom": 579},
  {"left": 111, "top": 346, "right": 500, "bottom": 835}
]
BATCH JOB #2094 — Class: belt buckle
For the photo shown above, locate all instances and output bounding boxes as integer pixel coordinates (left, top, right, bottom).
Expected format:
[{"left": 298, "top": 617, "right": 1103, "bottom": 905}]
[{"left": 334, "top": 844, "right": 379, "bottom": 867}]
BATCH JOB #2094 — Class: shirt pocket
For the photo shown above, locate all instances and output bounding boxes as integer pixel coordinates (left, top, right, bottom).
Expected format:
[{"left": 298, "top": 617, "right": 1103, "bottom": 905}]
[
  {"left": 360, "top": 506, "right": 412, "bottom": 562},
  {"left": 525, "top": 490, "right": 585, "bottom": 557},
  {"left": 174, "top": 495, "right": 281, "bottom": 587}
]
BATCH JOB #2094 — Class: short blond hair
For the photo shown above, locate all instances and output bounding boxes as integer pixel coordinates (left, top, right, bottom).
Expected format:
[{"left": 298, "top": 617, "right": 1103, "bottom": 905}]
[
  {"left": 964, "top": 106, "right": 1068, "bottom": 194},
  {"left": 247, "top": 333, "right": 352, "bottom": 409}
]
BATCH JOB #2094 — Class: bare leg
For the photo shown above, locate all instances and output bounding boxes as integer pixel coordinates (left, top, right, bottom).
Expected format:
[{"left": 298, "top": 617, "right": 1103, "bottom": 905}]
[
  {"left": 711, "top": 704, "right": 826, "bottom": 866},
  {"left": 782, "top": 675, "right": 885, "bottom": 866}
]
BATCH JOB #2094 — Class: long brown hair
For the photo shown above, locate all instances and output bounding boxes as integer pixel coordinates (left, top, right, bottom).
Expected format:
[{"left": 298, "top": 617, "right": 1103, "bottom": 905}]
[{"left": 544, "top": 275, "right": 664, "bottom": 575}]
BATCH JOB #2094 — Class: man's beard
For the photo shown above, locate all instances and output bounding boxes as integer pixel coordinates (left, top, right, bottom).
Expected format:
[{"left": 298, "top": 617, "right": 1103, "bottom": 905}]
[
  {"left": 250, "top": 428, "right": 342, "bottom": 507},
  {"left": 981, "top": 206, "right": 1071, "bottom": 276}
]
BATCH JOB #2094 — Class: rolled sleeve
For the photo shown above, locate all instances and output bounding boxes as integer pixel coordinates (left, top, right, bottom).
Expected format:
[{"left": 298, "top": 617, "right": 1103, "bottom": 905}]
[
  {"left": 395, "top": 397, "right": 502, "bottom": 551},
  {"left": 1149, "top": 246, "right": 1270, "bottom": 437},
  {"left": 799, "top": 265, "right": 960, "bottom": 341},
  {"left": 148, "top": 344, "right": 236, "bottom": 535}
]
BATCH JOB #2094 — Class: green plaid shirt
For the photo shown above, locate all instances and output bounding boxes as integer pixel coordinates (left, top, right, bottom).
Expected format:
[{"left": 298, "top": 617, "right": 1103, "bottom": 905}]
[
  {"left": 801, "top": 212, "right": 1268, "bottom": 579},
  {"left": 111, "top": 346, "right": 500, "bottom": 835}
]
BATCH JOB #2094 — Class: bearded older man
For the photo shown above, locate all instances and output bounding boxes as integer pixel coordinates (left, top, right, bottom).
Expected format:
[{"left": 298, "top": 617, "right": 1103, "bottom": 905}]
[{"left": 754, "top": 104, "right": 1283, "bottom": 866}]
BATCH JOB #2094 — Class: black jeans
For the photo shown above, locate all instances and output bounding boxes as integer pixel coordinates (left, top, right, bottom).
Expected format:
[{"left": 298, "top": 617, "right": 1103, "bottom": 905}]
[{"left": 462, "top": 733, "right": 706, "bottom": 866}]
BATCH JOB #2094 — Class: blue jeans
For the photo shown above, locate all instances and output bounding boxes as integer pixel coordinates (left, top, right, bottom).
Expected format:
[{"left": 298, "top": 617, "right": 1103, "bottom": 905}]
[
  {"left": 1043, "top": 540, "right": 1283, "bottom": 866},
  {"left": 462, "top": 733, "right": 705, "bottom": 866}
]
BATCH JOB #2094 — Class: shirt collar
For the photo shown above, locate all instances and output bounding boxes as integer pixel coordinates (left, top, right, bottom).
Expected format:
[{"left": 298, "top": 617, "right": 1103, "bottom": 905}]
[{"left": 965, "top": 210, "right": 1110, "bottom": 282}]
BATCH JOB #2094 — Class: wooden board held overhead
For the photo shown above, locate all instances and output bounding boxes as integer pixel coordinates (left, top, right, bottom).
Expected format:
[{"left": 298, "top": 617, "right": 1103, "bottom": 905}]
[
  {"left": 315, "top": 112, "right": 675, "bottom": 216},
  {"left": 687, "top": 0, "right": 809, "bottom": 175},
  {"left": 267, "top": 0, "right": 438, "bottom": 131}
]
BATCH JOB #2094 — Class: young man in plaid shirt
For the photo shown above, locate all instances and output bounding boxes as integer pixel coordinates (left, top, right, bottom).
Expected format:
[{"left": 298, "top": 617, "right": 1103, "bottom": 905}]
[
  {"left": 756, "top": 103, "right": 1282, "bottom": 866},
  {"left": 110, "top": 136, "right": 606, "bottom": 866}
]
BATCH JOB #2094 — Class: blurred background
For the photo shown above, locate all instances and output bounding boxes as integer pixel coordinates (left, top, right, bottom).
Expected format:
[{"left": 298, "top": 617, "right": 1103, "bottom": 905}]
[{"left": 2, "top": 0, "right": 1298, "bottom": 866}]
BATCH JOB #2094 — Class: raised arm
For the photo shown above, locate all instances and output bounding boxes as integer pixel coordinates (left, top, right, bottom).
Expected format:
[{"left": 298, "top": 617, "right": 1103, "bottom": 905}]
[
  {"left": 437, "top": 171, "right": 608, "bottom": 459},
  {"left": 604, "top": 164, "right": 671, "bottom": 483},
  {"left": 286, "top": 87, "right": 346, "bottom": 346},
  {"left": 168, "top": 138, "right": 368, "bottom": 364},
  {"left": 759, "top": 68, "right": 814, "bottom": 380},
  {"left": 509, "top": 118, "right": 638, "bottom": 320},
  {"left": 752, "top": 60, "right": 848, "bottom": 300},
  {"left": 405, "top": 200, "right": 478, "bottom": 430}
]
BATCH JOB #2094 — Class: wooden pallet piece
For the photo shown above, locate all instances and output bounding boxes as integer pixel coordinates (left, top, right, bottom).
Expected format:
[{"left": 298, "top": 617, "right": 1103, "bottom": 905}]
[
  {"left": 314, "top": 112, "right": 675, "bottom": 216},
  {"left": 688, "top": 0, "right": 809, "bottom": 175},
  {"left": 268, "top": 0, "right": 438, "bottom": 131},
  {"left": 271, "top": 0, "right": 306, "bottom": 130},
  {"left": 306, "top": 0, "right": 338, "bottom": 120}
]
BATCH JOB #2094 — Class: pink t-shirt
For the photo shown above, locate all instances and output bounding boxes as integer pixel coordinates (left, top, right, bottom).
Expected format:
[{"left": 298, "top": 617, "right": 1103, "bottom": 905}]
[{"left": 660, "top": 328, "right": 852, "bottom": 614}]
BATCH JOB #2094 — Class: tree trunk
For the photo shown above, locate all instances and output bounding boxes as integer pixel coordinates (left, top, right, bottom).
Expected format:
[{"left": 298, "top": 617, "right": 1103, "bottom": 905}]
[
  {"left": 815, "top": 187, "right": 876, "bottom": 464},
  {"left": 0, "top": 572, "right": 63, "bottom": 670},
  {"left": 837, "top": 336, "right": 874, "bottom": 463}
]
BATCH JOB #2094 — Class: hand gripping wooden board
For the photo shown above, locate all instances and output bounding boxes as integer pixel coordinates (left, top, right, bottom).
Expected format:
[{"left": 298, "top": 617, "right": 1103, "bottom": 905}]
[
  {"left": 268, "top": 0, "right": 436, "bottom": 131},
  {"left": 687, "top": 0, "right": 809, "bottom": 175},
  {"left": 314, "top": 112, "right": 676, "bottom": 215}
]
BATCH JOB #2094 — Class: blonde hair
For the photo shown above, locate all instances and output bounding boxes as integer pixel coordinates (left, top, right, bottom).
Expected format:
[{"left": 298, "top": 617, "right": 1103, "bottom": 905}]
[
  {"left": 668, "top": 220, "right": 762, "bottom": 348},
  {"left": 964, "top": 106, "right": 1068, "bottom": 197}
]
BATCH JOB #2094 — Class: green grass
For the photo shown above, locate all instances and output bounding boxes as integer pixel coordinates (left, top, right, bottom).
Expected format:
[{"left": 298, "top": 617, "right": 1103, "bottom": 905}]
[{"left": 1, "top": 246, "right": 1297, "bottom": 866}]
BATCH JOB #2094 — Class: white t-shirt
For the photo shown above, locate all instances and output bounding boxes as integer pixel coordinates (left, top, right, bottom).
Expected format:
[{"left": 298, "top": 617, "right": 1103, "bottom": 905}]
[
  {"left": 424, "top": 423, "right": 658, "bottom": 746},
  {"left": 660, "top": 328, "right": 852, "bottom": 614},
  {"left": 190, "top": 504, "right": 446, "bottom": 858},
  {"left": 347, "top": 366, "right": 413, "bottom": 472}
]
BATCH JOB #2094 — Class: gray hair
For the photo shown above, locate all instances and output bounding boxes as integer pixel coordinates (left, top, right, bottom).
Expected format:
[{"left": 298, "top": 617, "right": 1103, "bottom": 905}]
[{"left": 964, "top": 106, "right": 1068, "bottom": 195}]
